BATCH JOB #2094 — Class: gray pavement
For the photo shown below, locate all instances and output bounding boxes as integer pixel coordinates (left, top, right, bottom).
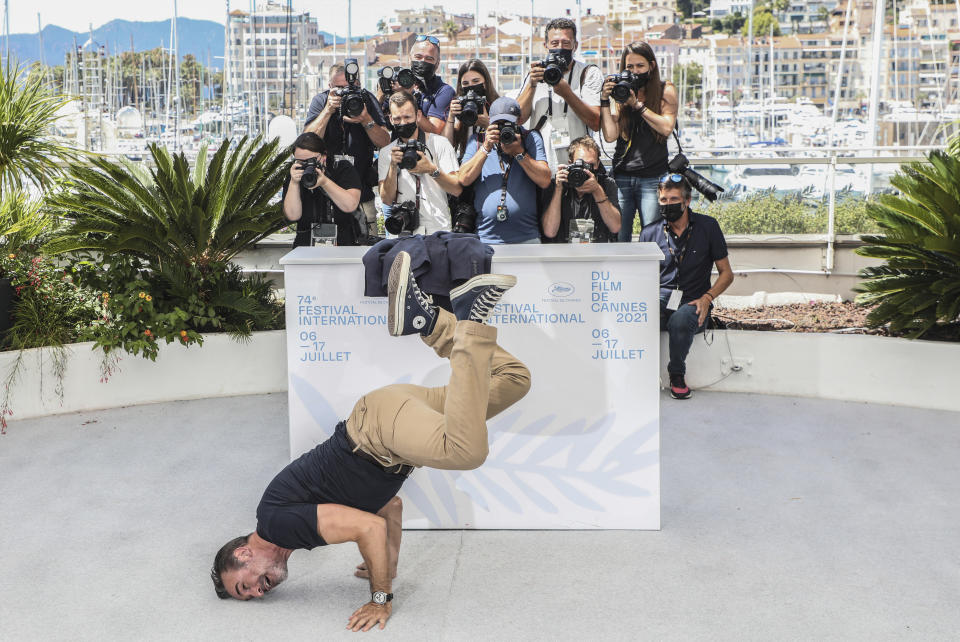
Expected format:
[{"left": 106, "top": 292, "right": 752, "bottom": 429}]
[{"left": 1, "top": 392, "right": 958, "bottom": 641}]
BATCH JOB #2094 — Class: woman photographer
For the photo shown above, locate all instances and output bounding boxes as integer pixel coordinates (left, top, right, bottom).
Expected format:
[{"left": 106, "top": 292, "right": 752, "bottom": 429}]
[
  {"left": 444, "top": 59, "right": 500, "bottom": 160},
  {"left": 600, "top": 42, "right": 678, "bottom": 241}
]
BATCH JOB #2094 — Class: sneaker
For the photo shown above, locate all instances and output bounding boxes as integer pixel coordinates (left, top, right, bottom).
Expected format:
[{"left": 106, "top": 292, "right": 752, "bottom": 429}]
[
  {"left": 387, "top": 251, "right": 436, "bottom": 336},
  {"left": 669, "top": 373, "right": 691, "bottom": 400},
  {"left": 450, "top": 273, "right": 518, "bottom": 324}
]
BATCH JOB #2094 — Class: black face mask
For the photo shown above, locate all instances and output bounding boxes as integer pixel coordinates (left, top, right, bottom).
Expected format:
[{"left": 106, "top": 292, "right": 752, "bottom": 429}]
[
  {"left": 393, "top": 122, "right": 417, "bottom": 139},
  {"left": 465, "top": 84, "right": 486, "bottom": 97},
  {"left": 410, "top": 60, "right": 436, "bottom": 80},
  {"left": 660, "top": 202, "right": 685, "bottom": 223},
  {"left": 633, "top": 71, "right": 650, "bottom": 88},
  {"left": 549, "top": 48, "right": 574, "bottom": 70}
]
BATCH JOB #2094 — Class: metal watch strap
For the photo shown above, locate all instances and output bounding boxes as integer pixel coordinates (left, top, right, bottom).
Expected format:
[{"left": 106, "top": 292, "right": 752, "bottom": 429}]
[
  {"left": 364, "top": 121, "right": 376, "bottom": 130},
  {"left": 514, "top": 152, "right": 526, "bottom": 163},
  {"left": 430, "top": 167, "right": 441, "bottom": 178}
]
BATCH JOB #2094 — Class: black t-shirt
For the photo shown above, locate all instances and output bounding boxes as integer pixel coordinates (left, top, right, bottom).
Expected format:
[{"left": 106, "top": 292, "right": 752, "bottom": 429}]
[
  {"left": 543, "top": 174, "right": 621, "bottom": 243},
  {"left": 282, "top": 159, "right": 363, "bottom": 247},
  {"left": 638, "top": 211, "right": 728, "bottom": 303},
  {"left": 256, "top": 422, "right": 406, "bottom": 550},
  {"left": 304, "top": 90, "right": 387, "bottom": 202}
]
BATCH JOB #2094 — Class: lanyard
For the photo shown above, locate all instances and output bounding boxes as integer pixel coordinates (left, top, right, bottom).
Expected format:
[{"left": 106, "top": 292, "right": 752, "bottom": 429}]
[
  {"left": 546, "top": 65, "right": 576, "bottom": 120},
  {"left": 497, "top": 153, "right": 512, "bottom": 212},
  {"left": 664, "top": 221, "right": 694, "bottom": 267}
]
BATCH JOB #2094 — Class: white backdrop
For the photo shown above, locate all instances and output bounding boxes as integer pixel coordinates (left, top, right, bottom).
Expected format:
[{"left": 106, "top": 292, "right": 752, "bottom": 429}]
[{"left": 281, "top": 243, "right": 664, "bottom": 529}]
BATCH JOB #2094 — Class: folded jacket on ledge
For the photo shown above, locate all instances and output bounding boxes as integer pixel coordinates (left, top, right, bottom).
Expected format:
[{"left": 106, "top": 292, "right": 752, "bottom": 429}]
[{"left": 362, "top": 231, "right": 495, "bottom": 297}]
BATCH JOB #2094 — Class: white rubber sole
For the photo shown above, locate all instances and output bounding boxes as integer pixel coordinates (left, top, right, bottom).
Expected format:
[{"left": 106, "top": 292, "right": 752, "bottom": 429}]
[
  {"left": 449, "top": 273, "right": 518, "bottom": 300},
  {"left": 387, "top": 252, "right": 411, "bottom": 337}
]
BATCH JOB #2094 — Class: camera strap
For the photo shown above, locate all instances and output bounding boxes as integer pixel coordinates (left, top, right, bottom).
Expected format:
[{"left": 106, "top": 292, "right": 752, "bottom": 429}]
[
  {"left": 497, "top": 154, "right": 512, "bottom": 214},
  {"left": 664, "top": 220, "right": 694, "bottom": 267}
]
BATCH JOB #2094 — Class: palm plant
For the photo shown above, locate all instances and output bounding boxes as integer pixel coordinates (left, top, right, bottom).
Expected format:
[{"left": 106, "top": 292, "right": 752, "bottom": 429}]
[
  {"left": 0, "top": 191, "right": 54, "bottom": 260},
  {"left": 854, "top": 150, "right": 960, "bottom": 338},
  {"left": 46, "top": 136, "right": 289, "bottom": 266},
  {"left": 0, "top": 60, "right": 79, "bottom": 193}
]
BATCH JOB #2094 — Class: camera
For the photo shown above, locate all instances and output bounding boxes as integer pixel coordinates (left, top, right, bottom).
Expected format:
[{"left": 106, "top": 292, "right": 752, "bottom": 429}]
[
  {"left": 297, "top": 157, "right": 321, "bottom": 189},
  {"left": 450, "top": 191, "right": 478, "bottom": 233},
  {"left": 569, "top": 218, "right": 595, "bottom": 243},
  {"left": 457, "top": 90, "right": 484, "bottom": 127},
  {"left": 565, "top": 159, "right": 593, "bottom": 188},
  {"left": 668, "top": 152, "right": 725, "bottom": 202},
  {"left": 397, "top": 140, "right": 428, "bottom": 171},
  {"left": 607, "top": 71, "right": 639, "bottom": 104},
  {"left": 498, "top": 121, "right": 519, "bottom": 145},
  {"left": 378, "top": 65, "right": 415, "bottom": 93},
  {"left": 385, "top": 200, "right": 420, "bottom": 235},
  {"left": 537, "top": 52, "right": 568, "bottom": 86},
  {"left": 336, "top": 58, "right": 365, "bottom": 119}
]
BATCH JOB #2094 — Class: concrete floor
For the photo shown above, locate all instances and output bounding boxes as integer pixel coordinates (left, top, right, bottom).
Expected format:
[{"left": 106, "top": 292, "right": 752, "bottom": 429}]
[{"left": 1, "top": 392, "right": 958, "bottom": 641}]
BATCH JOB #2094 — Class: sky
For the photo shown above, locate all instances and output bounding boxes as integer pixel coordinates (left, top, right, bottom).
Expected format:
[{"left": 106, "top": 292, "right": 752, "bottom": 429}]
[{"left": 5, "top": 0, "right": 610, "bottom": 37}]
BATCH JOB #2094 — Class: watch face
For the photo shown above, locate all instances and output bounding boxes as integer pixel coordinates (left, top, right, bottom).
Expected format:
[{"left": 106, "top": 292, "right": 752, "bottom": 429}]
[{"left": 372, "top": 591, "right": 387, "bottom": 605}]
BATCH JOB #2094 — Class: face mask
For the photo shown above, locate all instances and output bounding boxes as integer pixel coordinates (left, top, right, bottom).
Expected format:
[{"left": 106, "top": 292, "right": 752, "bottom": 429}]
[
  {"left": 410, "top": 60, "right": 436, "bottom": 80},
  {"left": 465, "top": 84, "right": 486, "bottom": 97},
  {"left": 660, "top": 202, "right": 685, "bottom": 223},
  {"left": 393, "top": 122, "right": 417, "bottom": 139},
  {"left": 548, "top": 48, "right": 574, "bottom": 70},
  {"left": 633, "top": 71, "right": 650, "bottom": 88}
]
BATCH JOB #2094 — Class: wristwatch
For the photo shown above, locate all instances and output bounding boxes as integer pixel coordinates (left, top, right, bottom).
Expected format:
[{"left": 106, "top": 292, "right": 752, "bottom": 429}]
[
  {"left": 514, "top": 152, "right": 527, "bottom": 163},
  {"left": 364, "top": 121, "right": 376, "bottom": 130},
  {"left": 429, "top": 167, "right": 441, "bottom": 178},
  {"left": 372, "top": 591, "right": 394, "bottom": 605}
]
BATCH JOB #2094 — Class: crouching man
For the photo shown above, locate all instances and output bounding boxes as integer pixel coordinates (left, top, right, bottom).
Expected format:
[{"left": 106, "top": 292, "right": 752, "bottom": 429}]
[
  {"left": 211, "top": 253, "right": 529, "bottom": 631},
  {"left": 639, "top": 174, "right": 733, "bottom": 399}
]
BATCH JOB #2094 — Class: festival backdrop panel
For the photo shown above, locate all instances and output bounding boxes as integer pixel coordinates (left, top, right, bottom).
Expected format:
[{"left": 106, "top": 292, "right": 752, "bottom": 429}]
[{"left": 283, "top": 245, "right": 662, "bottom": 529}]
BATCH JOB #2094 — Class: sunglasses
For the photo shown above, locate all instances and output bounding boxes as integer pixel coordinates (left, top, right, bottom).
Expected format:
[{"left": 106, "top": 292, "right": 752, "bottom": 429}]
[
  {"left": 659, "top": 173, "right": 684, "bottom": 184},
  {"left": 415, "top": 35, "right": 440, "bottom": 46}
]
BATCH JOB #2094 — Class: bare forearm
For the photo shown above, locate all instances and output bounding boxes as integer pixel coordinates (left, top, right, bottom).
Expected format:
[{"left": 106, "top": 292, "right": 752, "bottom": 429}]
[
  {"left": 283, "top": 187, "right": 303, "bottom": 221},
  {"left": 304, "top": 109, "right": 333, "bottom": 136},
  {"left": 319, "top": 179, "right": 361, "bottom": 213},
  {"left": 641, "top": 109, "right": 677, "bottom": 138},
  {"left": 517, "top": 83, "right": 536, "bottom": 125},
  {"left": 561, "top": 90, "right": 600, "bottom": 131},
  {"left": 708, "top": 269, "right": 734, "bottom": 299},
  {"left": 518, "top": 158, "right": 551, "bottom": 189},
  {"left": 542, "top": 189, "right": 563, "bottom": 238},
  {"left": 443, "top": 118, "right": 456, "bottom": 144},
  {"left": 600, "top": 106, "right": 620, "bottom": 143},
  {"left": 365, "top": 123, "right": 391, "bottom": 148},
  {"left": 357, "top": 519, "right": 391, "bottom": 593},
  {"left": 458, "top": 150, "right": 488, "bottom": 186},
  {"left": 420, "top": 116, "right": 446, "bottom": 135},
  {"left": 380, "top": 166, "right": 398, "bottom": 204},
  {"left": 597, "top": 199, "right": 621, "bottom": 233}
]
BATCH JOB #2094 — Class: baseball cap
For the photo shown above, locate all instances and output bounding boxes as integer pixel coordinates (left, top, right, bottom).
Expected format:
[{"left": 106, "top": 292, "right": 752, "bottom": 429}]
[{"left": 489, "top": 97, "right": 522, "bottom": 124}]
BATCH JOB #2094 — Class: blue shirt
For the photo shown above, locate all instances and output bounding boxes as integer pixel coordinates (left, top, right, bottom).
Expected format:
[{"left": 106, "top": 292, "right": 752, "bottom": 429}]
[
  {"left": 638, "top": 211, "right": 728, "bottom": 303},
  {"left": 419, "top": 75, "right": 456, "bottom": 121},
  {"left": 462, "top": 129, "right": 547, "bottom": 244}
]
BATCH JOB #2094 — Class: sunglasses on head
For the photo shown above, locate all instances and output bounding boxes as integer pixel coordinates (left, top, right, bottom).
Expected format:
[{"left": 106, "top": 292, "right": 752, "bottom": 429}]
[
  {"left": 659, "top": 173, "right": 684, "bottom": 185},
  {"left": 415, "top": 35, "right": 440, "bottom": 45}
]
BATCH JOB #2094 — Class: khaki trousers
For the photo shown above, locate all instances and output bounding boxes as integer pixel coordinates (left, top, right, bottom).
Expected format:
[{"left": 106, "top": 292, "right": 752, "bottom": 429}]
[{"left": 345, "top": 308, "right": 531, "bottom": 470}]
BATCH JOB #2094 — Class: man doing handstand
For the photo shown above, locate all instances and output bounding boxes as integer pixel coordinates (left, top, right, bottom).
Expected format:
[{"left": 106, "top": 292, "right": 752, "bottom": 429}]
[{"left": 210, "top": 251, "right": 529, "bottom": 631}]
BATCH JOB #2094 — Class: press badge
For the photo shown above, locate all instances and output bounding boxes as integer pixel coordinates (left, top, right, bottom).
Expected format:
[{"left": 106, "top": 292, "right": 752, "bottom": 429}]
[
  {"left": 550, "top": 126, "right": 571, "bottom": 151},
  {"left": 334, "top": 154, "right": 354, "bottom": 165},
  {"left": 667, "top": 289, "right": 683, "bottom": 311}
]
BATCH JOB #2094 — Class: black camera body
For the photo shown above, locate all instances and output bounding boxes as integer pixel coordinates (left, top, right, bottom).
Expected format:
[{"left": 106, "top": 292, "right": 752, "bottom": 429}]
[
  {"left": 498, "top": 121, "right": 519, "bottom": 145},
  {"left": 668, "top": 152, "right": 725, "bottom": 202},
  {"left": 607, "top": 71, "right": 639, "bottom": 103},
  {"left": 385, "top": 200, "right": 420, "bottom": 236},
  {"left": 538, "top": 53, "right": 568, "bottom": 86},
  {"left": 397, "top": 140, "right": 428, "bottom": 171},
  {"left": 378, "top": 65, "right": 416, "bottom": 94},
  {"left": 457, "top": 90, "right": 484, "bottom": 127},
  {"left": 297, "top": 157, "right": 321, "bottom": 189},
  {"left": 336, "top": 58, "right": 366, "bottom": 118},
  {"left": 566, "top": 159, "right": 593, "bottom": 188}
]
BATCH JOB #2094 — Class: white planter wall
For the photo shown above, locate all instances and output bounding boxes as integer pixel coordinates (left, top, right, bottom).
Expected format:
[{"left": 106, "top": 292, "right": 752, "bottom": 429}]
[
  {"left": 3, "top": 329, "right": 957, "bottom": 421},
  {"left": 2, "top": 331, "right": 287, "bottom": 421},
  {"left": 672, "top": 331, "right": 959, "bottom": 413}
]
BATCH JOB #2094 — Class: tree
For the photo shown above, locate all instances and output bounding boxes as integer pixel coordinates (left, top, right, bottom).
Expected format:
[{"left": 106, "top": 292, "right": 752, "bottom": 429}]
[
  {"left": 722, "top": 12, "right": 747, "bottom": 35},
  {"left": 377, "top": 18, "right": 388, "bottom": 35},
  {"left": 442, "top": 20, "right": 460, "bottom": 44},
  {"left": 854, "top": 151, "right": 960, "bottom": 339},
  {"left": 673, "top": 62, "right": 703, "bottom": 105},
  {"left": 772, "top": 0, "right": 790, "bottom": 12},
  {"left": 742, "top": 5, "right": 781, "bottom": 37},
  {"left": 817, "top": 5, "right": 832, "bottom": 24}
]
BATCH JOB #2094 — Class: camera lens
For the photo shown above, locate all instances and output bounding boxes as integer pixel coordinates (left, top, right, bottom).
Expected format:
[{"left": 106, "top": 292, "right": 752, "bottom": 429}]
[
  {"left": 459, "top": 98, "right": 479, "bottom": 127},
  {"left": 396, "top": 68, "right": 415, "bottom": 88},
  {"left": 499, "top": 124, "right": 517, "bottom": 144},
  {"left": 343, "top": 92, "right": 365, "bottom": 118},
  {"left": 543, "top": 64, "right": 562, "bottom": 86}
]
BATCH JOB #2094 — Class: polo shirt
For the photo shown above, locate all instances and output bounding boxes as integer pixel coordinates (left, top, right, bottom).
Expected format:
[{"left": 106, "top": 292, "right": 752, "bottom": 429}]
[
  {"left": 462, "top": 129, "right": 547, "bottom": 244},
  {"left": 418, "top": 75, "right": 456, "bottom": 122},
  {"left": 377, "top": 132, "right": 459, "bottom": 234},
  {"left": 638, "top": 211, "right": 728, "bottom": 303}
]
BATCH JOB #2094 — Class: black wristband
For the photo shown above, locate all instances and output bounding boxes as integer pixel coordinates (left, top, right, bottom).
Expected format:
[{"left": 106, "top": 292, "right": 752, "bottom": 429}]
[{"left": 600, "top": 99, "right": 610, "bottom": 107}]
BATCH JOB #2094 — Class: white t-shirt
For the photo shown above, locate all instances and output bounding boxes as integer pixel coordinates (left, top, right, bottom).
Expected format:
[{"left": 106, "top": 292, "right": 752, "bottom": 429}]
[
  {"left": 378, "top": 133, "right": 459, "bottom": 234},
  {"left": 521, "top": 59, "right": 604, "bottom": 173}
]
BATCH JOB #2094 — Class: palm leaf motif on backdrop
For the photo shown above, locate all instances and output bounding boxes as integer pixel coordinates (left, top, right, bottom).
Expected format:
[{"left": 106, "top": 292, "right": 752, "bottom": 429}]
[{"left": 854, "top": 150, "right": 960, "bottom": 338}]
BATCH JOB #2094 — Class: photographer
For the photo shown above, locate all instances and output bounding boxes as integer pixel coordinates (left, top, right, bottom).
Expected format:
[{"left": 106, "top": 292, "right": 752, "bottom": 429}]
[
  {"left": 283, "top": 133, "right": 362, "bottom": 247},
  {"left": 444, "top": 59, "right": 500, "bottom": 158},
  {"left": 458, "top": 97, "right": 551, "bottom": 244},
  {"left": 638, "top": 174, "right": 733, "bottom": 400},
  {"left": 517, "top": 17, "right": 603, "bottom": 171},
  {"left": 542, "top": 136, "right": 621, "bottom": 243},
  {"left": 408, "top": 35, "right": 456, "bottom": 136},
  {"left": 378, "top": 92, "right": 462, "bottom": 235},
  {"left": 600, "top": 42, "right": 679, "bottom": 241},
  {"left": 304, "top": 62, "right": 390, "bottom": 238}
]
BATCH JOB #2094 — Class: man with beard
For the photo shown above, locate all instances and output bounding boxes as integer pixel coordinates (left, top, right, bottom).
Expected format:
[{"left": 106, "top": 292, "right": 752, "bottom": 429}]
[
  {"left": 211, "top": 252, "right": 529, "bottom": 632},
  {"left": 638, "top": 174, "right": 734, "bottom": 400}
]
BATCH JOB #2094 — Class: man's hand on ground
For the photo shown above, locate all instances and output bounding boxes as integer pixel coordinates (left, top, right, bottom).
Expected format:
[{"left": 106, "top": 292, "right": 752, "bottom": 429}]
[
  {"left": 347, "top": 601, "right": 392, "bottom": 632},
  {"left": 688, "top": 295, "right": 712, "bottom": 325},
  {"left": 354, "top": 562, "right": 397, "bottom": 580}
]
